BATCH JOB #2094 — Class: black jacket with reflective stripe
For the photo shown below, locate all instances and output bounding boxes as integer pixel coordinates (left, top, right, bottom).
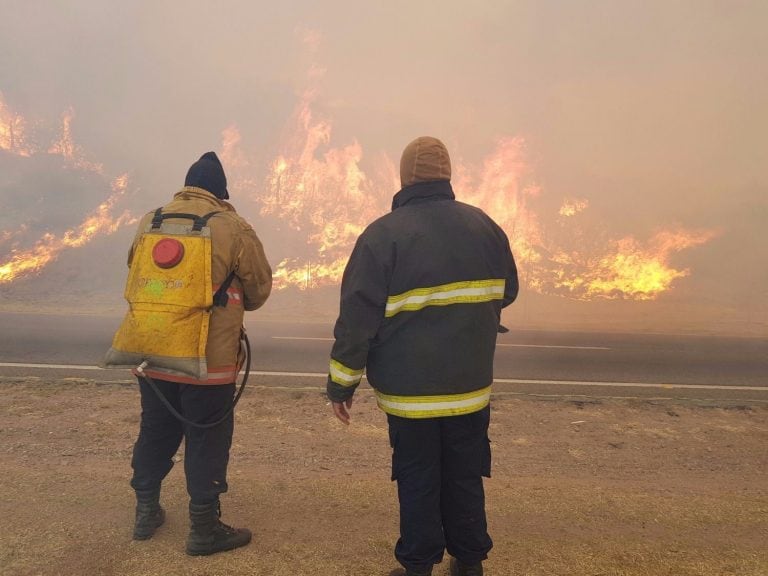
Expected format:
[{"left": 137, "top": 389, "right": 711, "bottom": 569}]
[{"left": 327, "top": 180, "right": 519, "bottom": 404}]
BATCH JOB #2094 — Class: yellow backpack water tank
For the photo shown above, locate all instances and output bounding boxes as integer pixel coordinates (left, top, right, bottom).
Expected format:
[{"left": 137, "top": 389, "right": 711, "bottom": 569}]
[{"left": 104, "top": 209, "right": 222, "bottom": 379}]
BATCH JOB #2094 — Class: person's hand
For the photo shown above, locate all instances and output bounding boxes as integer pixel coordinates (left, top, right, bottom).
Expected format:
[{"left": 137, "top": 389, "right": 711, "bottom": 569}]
[{"left": 332, "top": 397, "right": 354, "bottom": 425}]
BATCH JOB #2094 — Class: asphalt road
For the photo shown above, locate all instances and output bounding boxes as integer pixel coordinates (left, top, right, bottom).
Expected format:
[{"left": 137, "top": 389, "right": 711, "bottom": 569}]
[{"left": 0, "top": 312, "right": 766, "bottom": 403}]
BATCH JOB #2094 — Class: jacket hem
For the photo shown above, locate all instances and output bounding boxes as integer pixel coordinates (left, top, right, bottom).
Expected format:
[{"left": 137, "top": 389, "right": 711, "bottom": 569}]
[
  {"left": 134, "top": 366, "right": 239, "bottom": 386},
  {"left": 374, "top": 386, "right": 491, "bottom": 419}
]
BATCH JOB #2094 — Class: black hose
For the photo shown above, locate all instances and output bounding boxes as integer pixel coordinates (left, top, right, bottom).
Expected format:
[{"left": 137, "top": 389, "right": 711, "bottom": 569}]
[{"left": 136, "top": 331, "right": 251, "bottom": 429}]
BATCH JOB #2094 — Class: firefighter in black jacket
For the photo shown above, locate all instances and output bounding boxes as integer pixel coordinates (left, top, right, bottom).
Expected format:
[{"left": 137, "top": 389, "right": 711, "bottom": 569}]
[{"left": 327, "top": 136, "right": 519, "bottom": 576}]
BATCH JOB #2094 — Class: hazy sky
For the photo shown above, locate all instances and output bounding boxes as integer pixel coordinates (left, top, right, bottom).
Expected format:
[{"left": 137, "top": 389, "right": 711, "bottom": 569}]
[{"left": 1, "top": 1, "right": 766, "bottom": 333}]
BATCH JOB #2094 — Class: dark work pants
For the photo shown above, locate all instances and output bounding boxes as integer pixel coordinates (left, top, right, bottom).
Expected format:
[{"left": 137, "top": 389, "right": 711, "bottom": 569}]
[
  {"left": 387, "top": 405, "right": 493, "bottom": 573},
  {"left": 130, "top": 376, "right": 235, "bottom": 504}
]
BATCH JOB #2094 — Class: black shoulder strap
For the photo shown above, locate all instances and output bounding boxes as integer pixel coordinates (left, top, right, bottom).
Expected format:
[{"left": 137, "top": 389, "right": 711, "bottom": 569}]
[
  {"left": 213, "top": 270, "right": 237, "bottom": 308},
  {"left": 151, "top": 209, "right": 222, "bottom": 231}
]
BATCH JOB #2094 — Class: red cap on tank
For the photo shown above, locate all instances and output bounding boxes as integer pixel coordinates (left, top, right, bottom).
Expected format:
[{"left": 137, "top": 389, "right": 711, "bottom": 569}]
[{"left": 152, "top": 238, "right": 184, "bottom": 269}]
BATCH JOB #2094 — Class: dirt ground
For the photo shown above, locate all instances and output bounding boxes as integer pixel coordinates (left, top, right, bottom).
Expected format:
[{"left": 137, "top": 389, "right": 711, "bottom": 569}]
[{"left": 1, "top": 377, "right": 766, "bottom": 576}]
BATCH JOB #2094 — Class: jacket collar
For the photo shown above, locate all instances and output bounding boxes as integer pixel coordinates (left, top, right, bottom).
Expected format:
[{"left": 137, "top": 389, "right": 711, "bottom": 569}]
[
  {"left": 391, "top": 180, "right": 455, "bottom": 211},
  {"left": 174, "top": 186, "right": 234, "bottom": 211}
]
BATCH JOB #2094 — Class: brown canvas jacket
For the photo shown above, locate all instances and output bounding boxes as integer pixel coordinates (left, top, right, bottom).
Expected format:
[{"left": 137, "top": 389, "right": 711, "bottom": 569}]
[{"left": 128, "top": 186, "right": 272, "bottom": 384}]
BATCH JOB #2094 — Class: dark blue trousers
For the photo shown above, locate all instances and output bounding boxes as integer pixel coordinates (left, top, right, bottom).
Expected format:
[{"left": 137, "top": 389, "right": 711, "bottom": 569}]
[
  {"left": 387, "top": 405, "right": 493, "bottom": 573},
  {"left": 130, "top": 377, "right": 235, "bottom": 504}
]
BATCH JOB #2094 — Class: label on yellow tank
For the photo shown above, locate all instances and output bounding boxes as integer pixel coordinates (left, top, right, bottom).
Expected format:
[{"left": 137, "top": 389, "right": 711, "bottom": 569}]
[{"left": 126, "top": 232, "right": 212, "bottom": 308}]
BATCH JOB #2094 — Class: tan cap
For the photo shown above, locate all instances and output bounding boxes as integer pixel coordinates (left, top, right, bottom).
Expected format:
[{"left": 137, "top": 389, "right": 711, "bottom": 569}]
[{"left": 399, "top": 136, "right": 451, "bottom": 187}]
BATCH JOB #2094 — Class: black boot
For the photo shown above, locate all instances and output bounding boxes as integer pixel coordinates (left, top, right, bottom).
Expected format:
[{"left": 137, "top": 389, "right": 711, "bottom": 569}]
[
  {"left": 133, "top": 488, "right": 165, "bottom": 540},
  {"left": 388, "top": 567, "right": 432, "bottom": 576},
  {"left": 450, "top": 558, "right": 483, "bottom": 576},
  {"left": 186, "top": 500, "right": 252, "bottom": 556}
]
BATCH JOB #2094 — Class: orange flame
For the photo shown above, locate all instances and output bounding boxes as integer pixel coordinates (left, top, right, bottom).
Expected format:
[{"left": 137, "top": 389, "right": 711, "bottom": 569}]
[
  {"left": 580, "top": 229, "right": 717, "bottom": 300},
  {"left": 559, "top": 198, "right": 589, "bottom": 217},
  {"left": 455, "top": 137, "right": 544, "bottom": 268},
  {"left": 0, "top": 174, "right": 136, "bottom": 284},
  {"left": 0, "top": 92, "right": 34, "bottom": 156},
  {"left": 0, "top": 224, "right": 29, "bottom": 248},
  {"left": 450, "top": 138, "right": 717, "bottom": 300},
  {"left": 272, "top": 256, "right": 348, "bottom": 291},
  {"left": 48, "top": 107, "right": 103, "bottom": 172},
  {"left": 220, "top": 124, "right": 247, "bottom": 172},
  {"left": 256, "top": 78, "right": 391, "bottom": 290},
  {"left": 0, "top": 104, "right": 135, "bottom": 283},
  {"left": 538, "top": 228, "right": 719, "bottom": 300},
  {"left": 1, "top": 94, "right": 105, "bottom": 170}
]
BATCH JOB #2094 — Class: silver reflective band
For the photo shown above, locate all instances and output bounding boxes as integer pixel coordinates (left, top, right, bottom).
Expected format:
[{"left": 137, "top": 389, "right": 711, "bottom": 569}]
[
  {"left": 385, "top": 279, "right": 505, "bottom": 317},
  {"left": 329, "top": 359, "right": 363, "bottom": 387}
]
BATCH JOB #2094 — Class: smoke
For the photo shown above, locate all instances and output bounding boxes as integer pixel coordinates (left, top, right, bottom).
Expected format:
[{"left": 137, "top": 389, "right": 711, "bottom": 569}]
[{"left": 0, "top": 1, "right": 766, "bottom": 335}]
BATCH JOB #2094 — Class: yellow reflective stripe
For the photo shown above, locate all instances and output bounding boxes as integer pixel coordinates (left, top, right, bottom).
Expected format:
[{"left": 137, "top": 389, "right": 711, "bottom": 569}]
[
  {"left": 385, "top": 279, "right": 505, "bottom": 317},
  {"left": 375, "top": 386, "right": 491, "bottom": 418},
  {"left": 329, "top": 358, "right": 364, "bottom": 387}
]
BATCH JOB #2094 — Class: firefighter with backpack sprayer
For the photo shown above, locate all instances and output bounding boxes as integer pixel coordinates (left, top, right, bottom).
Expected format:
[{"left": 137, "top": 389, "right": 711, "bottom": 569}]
[{"left": 104, "top": 151, "right": 272, "bottom": 555}]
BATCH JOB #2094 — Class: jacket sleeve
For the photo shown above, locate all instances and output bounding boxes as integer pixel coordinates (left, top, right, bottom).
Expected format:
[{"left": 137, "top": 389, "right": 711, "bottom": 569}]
[
  {"left": 234, "top": 223, "right": 273, "bottom": 311},
  {"left": 502, "top": 237, "right": 519, "bottom": 308},
  {"left": 327, "top": 233, "right": 389, "bottom": 403}
]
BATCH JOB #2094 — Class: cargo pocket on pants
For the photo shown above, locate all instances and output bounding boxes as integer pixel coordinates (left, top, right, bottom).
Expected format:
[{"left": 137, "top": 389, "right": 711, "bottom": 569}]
[
  {"left": 481, "top": 434, "right": 492, "bottom": 478},
  {"left": 388, "top": 426, "right": 400, "bottom": 481}
]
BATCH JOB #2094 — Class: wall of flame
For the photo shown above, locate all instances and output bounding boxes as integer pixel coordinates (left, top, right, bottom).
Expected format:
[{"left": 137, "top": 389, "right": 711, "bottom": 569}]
[
  {"left": 1, "top": 85, "right": 717, "bottom": 301},
  {"left": 0, "top": 93, "right": 136, "bottom": 285}
]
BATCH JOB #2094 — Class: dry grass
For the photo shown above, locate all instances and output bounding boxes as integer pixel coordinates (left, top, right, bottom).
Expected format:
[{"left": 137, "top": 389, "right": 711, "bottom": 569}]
[{"left": 1, "top": 379, "right": 767, "bottom": 575}]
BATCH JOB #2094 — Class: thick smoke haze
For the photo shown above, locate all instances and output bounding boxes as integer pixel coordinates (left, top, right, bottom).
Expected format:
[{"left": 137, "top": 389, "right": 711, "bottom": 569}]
[{"left": 0, "top": 1, "right": 766, "bottom": 335}]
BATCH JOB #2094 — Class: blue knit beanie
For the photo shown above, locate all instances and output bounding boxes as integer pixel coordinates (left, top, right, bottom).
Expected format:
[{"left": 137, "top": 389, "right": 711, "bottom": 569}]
[{"left": 184, "top": 151, "right": 229, "bottom": 200}]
